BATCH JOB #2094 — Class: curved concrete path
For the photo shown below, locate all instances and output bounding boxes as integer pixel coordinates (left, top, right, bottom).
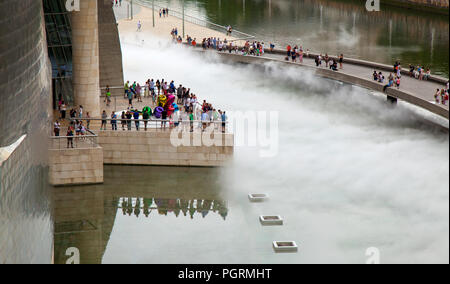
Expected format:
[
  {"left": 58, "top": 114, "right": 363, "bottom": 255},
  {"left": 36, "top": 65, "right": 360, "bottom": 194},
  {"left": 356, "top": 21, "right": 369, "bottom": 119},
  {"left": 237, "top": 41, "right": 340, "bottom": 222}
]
[{"left": 215, "top": 50, "right": 449, "bottom": 119}]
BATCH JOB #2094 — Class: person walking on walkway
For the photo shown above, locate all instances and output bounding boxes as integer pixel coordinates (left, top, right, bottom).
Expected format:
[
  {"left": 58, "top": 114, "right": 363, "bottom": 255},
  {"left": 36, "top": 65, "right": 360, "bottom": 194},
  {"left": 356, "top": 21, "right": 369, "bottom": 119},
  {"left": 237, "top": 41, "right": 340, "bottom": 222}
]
[
  {"left": 339, "top": 54, "right": 344, "bottom": 69},
  {"left": 124, "top": 81, "right": 130, "bottom": 98},
  {"left": 105, "top": 85, "right": 112, "bottom": 106},
  {"left": 127, "top": 88, "right": 134, "bottom": 109},
  {"left": 137, "top": 20, "right": 142, "bottom": 32},
  {"left": 60, "top": 101, "right": 67, "bottom": 119},
  {"left": 434, "top": 89, "right": 441, "bottom": 104}
]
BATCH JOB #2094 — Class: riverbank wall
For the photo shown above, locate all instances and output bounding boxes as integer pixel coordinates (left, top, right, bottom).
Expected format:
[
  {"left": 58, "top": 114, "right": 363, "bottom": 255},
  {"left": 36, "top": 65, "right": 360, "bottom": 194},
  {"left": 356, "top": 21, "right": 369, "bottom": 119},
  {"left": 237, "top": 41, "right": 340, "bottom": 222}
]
[
  {"left": 382, "top": 0, "right": 449, "bottom": 15},
  {"left": 98, "top": 131, "right": 234, "bottom": 167},
  {"left": 49, "top": 147, "right": 104, "bottom": 186}
]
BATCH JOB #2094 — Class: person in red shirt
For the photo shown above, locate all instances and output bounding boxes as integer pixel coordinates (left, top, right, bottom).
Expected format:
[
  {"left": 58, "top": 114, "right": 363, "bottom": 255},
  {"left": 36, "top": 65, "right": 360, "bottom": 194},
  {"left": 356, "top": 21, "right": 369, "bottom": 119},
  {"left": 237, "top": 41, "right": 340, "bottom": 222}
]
[
  {"left": 192, "top": 38, "right": 197, "bottom": 46},
  {"left": 286, "top": 45, "right": 292, "bottom": 61}
]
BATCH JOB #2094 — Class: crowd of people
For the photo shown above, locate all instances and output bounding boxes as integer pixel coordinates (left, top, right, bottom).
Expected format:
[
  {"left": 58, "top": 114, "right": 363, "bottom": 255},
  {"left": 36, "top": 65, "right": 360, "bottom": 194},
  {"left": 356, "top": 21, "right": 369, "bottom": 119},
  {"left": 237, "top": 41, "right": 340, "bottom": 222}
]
[
  {"left": 112, "top": 0, "right": 122, "bottom": 7},
  {"left": 115, "top": 77, "right": 228, "bottom": 132},
  {"left": 372, "top": 71, "right": 402, "bottom": 92},
  {"left": 434, "top": 82, "right": 449, "bottom": 105},
  {"left": 408, "top": 64, "right": 432, "bottom": 81},
  {"left": 159, "top": 8, "right": 169, "bottom": 18}
]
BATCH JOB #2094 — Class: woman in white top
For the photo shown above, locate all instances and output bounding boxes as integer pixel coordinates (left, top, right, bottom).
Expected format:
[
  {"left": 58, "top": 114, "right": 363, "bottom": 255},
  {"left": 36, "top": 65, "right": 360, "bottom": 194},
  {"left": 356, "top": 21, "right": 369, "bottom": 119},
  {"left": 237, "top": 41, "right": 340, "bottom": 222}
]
[{"left": 145, "top": 81, "right": 150, "bottom": 97}]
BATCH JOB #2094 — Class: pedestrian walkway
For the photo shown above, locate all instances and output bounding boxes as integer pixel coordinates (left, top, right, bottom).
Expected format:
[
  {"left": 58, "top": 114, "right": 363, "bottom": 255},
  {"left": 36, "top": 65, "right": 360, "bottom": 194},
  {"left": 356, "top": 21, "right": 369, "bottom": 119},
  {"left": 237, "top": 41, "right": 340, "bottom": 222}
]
[
  {"left": 115, "top": 1, "right": 449, "bottom": 119},
  {"left": 261, "top": 52, "right": 449, "bottom": 110}
]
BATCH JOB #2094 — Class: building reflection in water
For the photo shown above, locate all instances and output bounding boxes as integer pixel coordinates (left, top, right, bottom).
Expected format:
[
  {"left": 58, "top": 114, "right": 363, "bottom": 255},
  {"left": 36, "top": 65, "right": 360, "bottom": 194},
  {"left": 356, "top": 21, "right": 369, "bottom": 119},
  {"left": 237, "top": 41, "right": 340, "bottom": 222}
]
[
  {"left": 120, "top": 197, "right": 228, "bottom": 220},
  {"left": 52, "top": 165, "right": 227, "bottom": 264}
]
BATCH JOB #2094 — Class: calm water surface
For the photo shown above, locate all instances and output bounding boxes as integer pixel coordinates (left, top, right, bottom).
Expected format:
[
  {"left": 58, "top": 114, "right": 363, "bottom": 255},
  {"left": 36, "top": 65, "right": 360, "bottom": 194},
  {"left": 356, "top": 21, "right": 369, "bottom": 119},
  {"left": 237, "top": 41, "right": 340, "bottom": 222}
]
[{"left": 143, "top": 0, "right": 449, "bottom": 77}]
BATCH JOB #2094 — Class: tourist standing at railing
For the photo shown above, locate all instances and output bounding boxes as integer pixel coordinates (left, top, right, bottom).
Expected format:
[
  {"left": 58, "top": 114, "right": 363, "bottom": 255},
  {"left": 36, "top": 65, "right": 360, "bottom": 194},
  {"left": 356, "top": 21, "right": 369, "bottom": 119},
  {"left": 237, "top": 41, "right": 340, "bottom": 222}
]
[
  {"left": 220, "top": 110, "right": 227, "bottom": 133},
  {"left": 54, "top": 120, "right": 60, "bottom": 137},
  {"left": 126, "top": 111, "right": 132, "bottom": 131},
  {"left": 121, "top": 111, "right": 126, "bottom": 131},
  {"left": 161, "top": 109, "right": 168, "bottom": 129},
  {"left": 111, "top": 111, "right": 118, "bottom": 131},
  {"left": 441, "top": 88, "right": 449, "bottom": 106},
  {"left": 66, "top": 126, "right": 74, "bottom": 148},
  {"left": 133, "top": 110, "right": 140, "bottom": 131},
  {"left": 86, "top": 112, "right": 91, "bottom": 129},
  {"left": 383, "top": 74, "right": 394, "bottom": 92},
  {"left": 434, "top": 89, "right": 441, "bottom": 104},
  {"left": 143, "top": 109, "right": 150, "bottom": 131},
  {"left": 101, "top": 111, "right": 107, "bottom": 130},
  {"left": 339, "top": 54, "right": 344, "bottom": 69}
]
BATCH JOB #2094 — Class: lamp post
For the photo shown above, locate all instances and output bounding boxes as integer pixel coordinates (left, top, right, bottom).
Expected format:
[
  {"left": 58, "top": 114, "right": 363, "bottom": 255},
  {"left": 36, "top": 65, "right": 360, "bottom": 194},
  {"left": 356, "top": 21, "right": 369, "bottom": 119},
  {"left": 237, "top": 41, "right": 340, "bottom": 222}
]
[
  {"left": 182, "top": 0, "right": 185, "bottom": 39},
  {"left": 131, "top": 0, "right": 133, "bottom": 20},
  {"left": 152, "top": 0, "right": 155, "bottom": 27}
]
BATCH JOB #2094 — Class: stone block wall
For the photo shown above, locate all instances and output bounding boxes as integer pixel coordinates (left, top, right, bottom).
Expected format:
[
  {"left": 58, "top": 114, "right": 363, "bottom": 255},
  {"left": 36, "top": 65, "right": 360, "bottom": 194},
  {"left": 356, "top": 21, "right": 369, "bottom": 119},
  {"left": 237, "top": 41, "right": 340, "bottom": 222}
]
[
  {"left": 98, "top": 131, "right": 234, "bottom": 167},
  {"left": 71, "top": 0, "right": 101, "bottom": 117},
  {"left": 98, "top": 0, "right": 125, "bottom": 97},
  {"left": 49, "top": 147, "right": 104, "bottom": 185}
]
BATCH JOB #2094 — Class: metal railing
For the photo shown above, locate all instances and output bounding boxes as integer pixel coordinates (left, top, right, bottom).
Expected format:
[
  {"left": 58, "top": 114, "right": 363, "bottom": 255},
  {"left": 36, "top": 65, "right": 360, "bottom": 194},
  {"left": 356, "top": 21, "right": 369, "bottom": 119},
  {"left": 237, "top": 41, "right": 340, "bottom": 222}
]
[
  {"left": 49, "top": 134, "right": 99, "bottom": 150},
  {"left": 50, "top": 123, "right": 99, "bottom": 149},
  {"left": 133, "top": 0, "right": 255, "bottom": 42},
  {"left": 72, "top": 118, "right": 229, "bottom": 132}
]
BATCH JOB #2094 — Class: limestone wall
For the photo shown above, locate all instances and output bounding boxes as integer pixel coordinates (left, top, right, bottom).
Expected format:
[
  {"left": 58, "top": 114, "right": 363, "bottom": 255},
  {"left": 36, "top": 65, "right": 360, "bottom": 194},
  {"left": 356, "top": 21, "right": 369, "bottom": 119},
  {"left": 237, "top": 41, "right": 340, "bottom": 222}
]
[
  {"left": 49, "top": 147, "right": 104, "bottom": 186},
  {"left": 98, "top": 0, "right": 125, "bottom": 97},
  {"left": 71, "top": 0, "right": 101, "bottom": 117},
  {"left": 383, "top": 0, "right": 449, "bottom": 12},
  {"left": 98, "top": 131, "right": 234, "bottom": 167}
]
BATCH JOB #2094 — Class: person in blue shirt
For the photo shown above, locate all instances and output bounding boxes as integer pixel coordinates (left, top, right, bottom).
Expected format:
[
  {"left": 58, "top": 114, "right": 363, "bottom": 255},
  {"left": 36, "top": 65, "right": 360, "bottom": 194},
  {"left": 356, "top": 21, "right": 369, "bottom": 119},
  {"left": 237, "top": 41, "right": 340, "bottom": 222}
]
[
  {"left": 133, "top": 110, "right": 140, "bottom": 131},
  {"left": 111, "top": 111, "right": 118, "bottom": 131},
  {"left": 383, "top": 76, "right": 394, "bottom": 92},
  {"left": 220, "top": 110, "right": 227, "bottom": 133}
]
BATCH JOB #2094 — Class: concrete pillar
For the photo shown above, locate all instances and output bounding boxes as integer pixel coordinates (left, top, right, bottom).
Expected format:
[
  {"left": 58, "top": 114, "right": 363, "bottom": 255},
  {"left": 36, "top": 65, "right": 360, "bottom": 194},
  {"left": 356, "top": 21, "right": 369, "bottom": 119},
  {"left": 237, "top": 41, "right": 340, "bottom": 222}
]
[{"left": 71, "top": 0, "right": 101, "bottom": 117}]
